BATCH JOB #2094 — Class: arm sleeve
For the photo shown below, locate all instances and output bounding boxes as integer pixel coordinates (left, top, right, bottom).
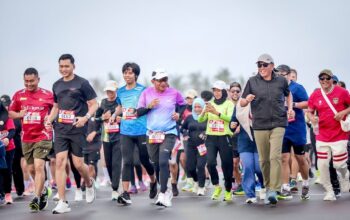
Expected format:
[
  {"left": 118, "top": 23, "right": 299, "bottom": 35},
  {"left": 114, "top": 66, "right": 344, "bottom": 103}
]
[
  {"left": 180, "top": 116, "right": 190, "bottom": 136},
  {"left": 198, "top": 112, "right": 208, "bottom": 123},
  {"left": 283, "top": 78, "right": 290, "bottom": 97},
  {"left": 229, "top": 107, "right": 240, "bottom": 133},
  {"left": 220, "top": 101, "right": 234, "bottom": 122}
]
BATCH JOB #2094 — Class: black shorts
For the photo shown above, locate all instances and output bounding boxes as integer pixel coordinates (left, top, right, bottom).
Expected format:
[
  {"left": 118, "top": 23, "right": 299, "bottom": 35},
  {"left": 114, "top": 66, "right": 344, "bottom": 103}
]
[
  {"left": 282, "top": 138, "right": 305, "bottom": 155},
  {"left": 84, "top": 150, "right": 100, "bottom": 165},
  {"left": 304, "top": 144, "right": 311, "bottom": 153},
  {"left": 54, "top": 133, "right": 86, "bottom": 157}
]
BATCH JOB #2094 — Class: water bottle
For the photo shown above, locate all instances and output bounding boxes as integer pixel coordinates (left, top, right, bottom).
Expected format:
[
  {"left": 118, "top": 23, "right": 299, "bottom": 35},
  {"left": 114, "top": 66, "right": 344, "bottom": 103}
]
[{"left": 312, "top": 112, "right": 319, "bottom": 135}]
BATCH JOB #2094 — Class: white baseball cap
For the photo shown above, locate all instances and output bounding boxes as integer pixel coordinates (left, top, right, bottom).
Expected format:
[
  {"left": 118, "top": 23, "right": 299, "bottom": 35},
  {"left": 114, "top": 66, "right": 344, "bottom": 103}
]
[
  {"left": 103, "top": 80, "right": 118, "bottom": 91},
  {"left": 152, "top": 68, "right": 168, "bottom": 80},
  {"left": 212, "top": 80, "right": 228, "bottom": 90}
]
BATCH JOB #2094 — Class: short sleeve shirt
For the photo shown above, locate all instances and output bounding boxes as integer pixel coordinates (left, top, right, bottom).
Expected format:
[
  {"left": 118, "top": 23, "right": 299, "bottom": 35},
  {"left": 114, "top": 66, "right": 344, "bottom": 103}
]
[
  {"left": 10, "top": 88, "right": 54, "bottom": 142},
  {"left": 52, "top": 74, "right": 97, "bottom": 135},
  {"left": 308, "top": 86, "right": 350, "bottom": 142}
]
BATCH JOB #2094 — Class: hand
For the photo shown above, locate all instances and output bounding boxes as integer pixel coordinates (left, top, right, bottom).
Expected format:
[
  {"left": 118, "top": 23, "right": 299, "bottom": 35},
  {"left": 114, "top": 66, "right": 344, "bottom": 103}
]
[
  {"left": 148, "top": 99, "right": 160, "bottom": 109},
  {"left": 205, "top": 103, "right": 217, "bottom": 114},
  {"left": 246, "top": 94, "right": 255, "bottom": 103},
  {"left": 183, "top": 136, "right": 189, "bottom": 141},
  {"left": 19, "top": 109, "right": 27, "bottom": 118},
  {"left": 102, "top": 110, "right": 111, "bottom": 121},
  {"left": 172, "top": 112, "right": 180, "bottom": 121},
  {"left": 116, "top": 116, "right": 122, "bottom": 123},
  {"left": 334, "top": 110, "right": 347, "bottom": 121},
  {"left": 310, "top": 116, "right": 319, "bottom": 125},
  {"left": 44, "top": 117, "right": 53, "bottom": 130},
  {"left": 2, "top": 138, "right": 9, "bottom": 146},
  {"left": 235, "top": 126, "right": 241, "bottom": 134},
  {"left": 109, "top": 114, "right": 116, "bottom": 124},
  {"left": 73, "top": 116, "right": 88, "bottom": 128},
  {"left": 86, "top": 132, "right": 96, "bottom": 142},
  {"left": 230, "top": 122, "right": 238, "bottom": 129},
  {"left": 287, "top": 109, "right": 295, "bottom": 120}
]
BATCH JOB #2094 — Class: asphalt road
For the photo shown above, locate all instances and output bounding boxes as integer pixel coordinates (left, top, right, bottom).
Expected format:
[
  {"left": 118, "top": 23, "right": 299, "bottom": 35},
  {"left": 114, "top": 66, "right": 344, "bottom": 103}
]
[{"left": 1, "top": 179, "right": 350, "bottom": 220}]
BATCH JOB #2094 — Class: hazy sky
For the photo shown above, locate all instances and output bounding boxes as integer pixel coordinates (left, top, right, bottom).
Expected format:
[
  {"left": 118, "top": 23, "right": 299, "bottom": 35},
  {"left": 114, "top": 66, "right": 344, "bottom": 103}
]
[{"left": 1, "top": 0, "right": 349, "bottom": 97}]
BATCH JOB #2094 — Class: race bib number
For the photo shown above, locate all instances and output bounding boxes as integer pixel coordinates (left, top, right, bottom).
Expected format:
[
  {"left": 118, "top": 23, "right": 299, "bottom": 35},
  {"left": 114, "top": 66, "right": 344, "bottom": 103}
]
[
  {"left": 197, "top": 144, "right": 207, "bottom": 156},
  {"left": 149, "top": 131, "right": 165, "bottom": 144},
  {"left": 23, "top": 112, "right": 41, "bottom": 124},
  {"left": 208, "top": 120, "right": 224, "bottom": 133},
  {"left": 104, "top": 122, "right": 120, "bottom": 133},
  {"left": 58, "top": 110, "right": 75, "bottom": 124},
  {"left": 122, "top": 108, "right": 137, "bottom": 120},
  {"left": 0, "top": 131, "right": 8, "bottom": 140}
]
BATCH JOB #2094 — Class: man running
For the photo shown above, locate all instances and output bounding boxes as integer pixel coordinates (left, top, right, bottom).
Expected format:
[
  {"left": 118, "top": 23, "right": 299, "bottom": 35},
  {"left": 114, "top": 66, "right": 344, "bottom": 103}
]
[
  {"left": 45, "top": 54, "right": 98, "bottom": 213},
  {"left": 115, "top": 62, "right": 157, "bottom": 205},
  {"left": 9, "top": 67, "right": 53, "bottom": 211}
]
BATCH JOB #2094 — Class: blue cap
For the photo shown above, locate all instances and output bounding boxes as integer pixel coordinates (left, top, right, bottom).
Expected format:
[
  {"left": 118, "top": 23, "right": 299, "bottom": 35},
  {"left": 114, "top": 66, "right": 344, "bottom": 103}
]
[{"left": 332, "top": 75, "right": 339, "bottom": 83}]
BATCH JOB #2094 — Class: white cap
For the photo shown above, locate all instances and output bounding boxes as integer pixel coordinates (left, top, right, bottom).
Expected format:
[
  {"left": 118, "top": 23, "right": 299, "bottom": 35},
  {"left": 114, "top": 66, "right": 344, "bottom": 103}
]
[
  {"left": 185, "top": 89, "right": 198, "bottom": 99},
  {"left": 212, "top": 80, "right": 228, "bottom": 90},
  {"left": 152, "top": 68, "right": 168, "bottom": 80},
  {"left": 256, "top": 53, "right": 274, "bottom": 64},
  {"left": 103, "top": 80, "right": 118, "bottom": 92}
]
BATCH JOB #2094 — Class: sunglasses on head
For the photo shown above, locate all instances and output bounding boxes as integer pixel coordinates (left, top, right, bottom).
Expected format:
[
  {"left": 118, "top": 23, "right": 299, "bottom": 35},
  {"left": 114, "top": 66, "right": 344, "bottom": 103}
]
[
  {"left": 319, "top": 76, "right": 332, "bottom": 81},
  {"left": 257, "top": 62, "right": 269, "bottom": 68}
]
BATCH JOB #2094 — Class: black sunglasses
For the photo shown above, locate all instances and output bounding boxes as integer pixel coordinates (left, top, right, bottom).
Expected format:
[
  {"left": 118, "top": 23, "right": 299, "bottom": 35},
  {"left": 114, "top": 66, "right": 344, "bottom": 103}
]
[
  {"left": 257, "top": 62, "right": 269, "bottom": 68},
  {"left": 155, "top": 77, "right": 168, "bottom": 83},
  {"left": 319, "top": 76, "right": 332, "bottom": 81}
]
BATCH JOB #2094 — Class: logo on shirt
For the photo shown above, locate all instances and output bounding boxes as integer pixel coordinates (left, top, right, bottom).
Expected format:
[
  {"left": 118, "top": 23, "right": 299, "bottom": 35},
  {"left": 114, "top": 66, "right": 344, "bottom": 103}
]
[
  {"left": 333, "top": 98, "right": 339, "bottom": 105},
  {"left": 20, "top": 97, "right": 27, "bottom": 101},
  {"left": 318, "top": 100, "right": 322, "bottom": 106}
]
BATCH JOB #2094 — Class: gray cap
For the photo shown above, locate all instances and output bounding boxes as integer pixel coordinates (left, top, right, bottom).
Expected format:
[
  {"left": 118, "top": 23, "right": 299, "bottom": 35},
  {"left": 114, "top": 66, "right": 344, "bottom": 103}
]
[{"left": 257, "top": 54, "right": 274, "bottom": 64}]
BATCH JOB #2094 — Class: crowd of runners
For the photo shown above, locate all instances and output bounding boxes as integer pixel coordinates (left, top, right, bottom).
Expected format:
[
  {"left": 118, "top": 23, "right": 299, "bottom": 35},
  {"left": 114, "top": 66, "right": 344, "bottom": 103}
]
[{"left": 0, "top": 53, "right": 349, "bottom": 214}]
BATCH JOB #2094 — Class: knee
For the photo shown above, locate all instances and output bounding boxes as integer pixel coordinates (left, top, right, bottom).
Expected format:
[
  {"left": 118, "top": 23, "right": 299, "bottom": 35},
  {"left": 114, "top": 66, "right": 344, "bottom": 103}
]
[{"left": 282, "top": 154, "right": 290, "bottom": 165}]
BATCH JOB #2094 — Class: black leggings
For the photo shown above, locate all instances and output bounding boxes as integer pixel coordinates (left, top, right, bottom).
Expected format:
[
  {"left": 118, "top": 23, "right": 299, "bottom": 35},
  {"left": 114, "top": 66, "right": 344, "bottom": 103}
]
[
  {"left": 186, "top": 142, "right": 207, "bottom": 187},
  {"left": 12, "top": 145, "right": 24, "bottom": 195},
  {"left": 121, "top": 135, "right": 154, "bottom": 182},
  {"left": 103, "top": 140, "right": 122, "bottom": 191},
  {"left": 69, "top": 154, "right": 81, "bottom": 188},
  {"left": 131, "top": 147, "right": 143, "bottom": 186},
  {"left": 0, "top": 149, "right": 15, "bottom": 195},
  {"left": 206, "top": 135, "right": 233, "bottom": 191}
]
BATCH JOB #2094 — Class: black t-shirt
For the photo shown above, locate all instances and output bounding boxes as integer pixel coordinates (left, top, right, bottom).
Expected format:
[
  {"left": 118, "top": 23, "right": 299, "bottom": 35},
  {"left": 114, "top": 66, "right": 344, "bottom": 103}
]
[
  {"left": 53, "top": 74, "right": 97, "bottom": 135},
  {"left": 181, "top": 115, "right": 207, "bottom": 148},
  {"left": 99, "top": 98, "right": 120, "bottom": 142}
]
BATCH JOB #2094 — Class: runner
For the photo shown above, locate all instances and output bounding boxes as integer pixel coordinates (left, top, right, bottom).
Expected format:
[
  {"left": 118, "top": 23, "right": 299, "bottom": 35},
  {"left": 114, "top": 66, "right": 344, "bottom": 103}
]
[
  {"left": 307, "top": 69, "right": 350, "bottom": 201},
  {"left": 137, "top": 69, "right": 186, "bottom": 207},
  {"left": 198, "top": 80, "right": 234, "bottom": 202},
  {"left": 9, "top": 68, "right": 53, "bottom": 211},
  {"left": 240, "top": 54, "right": 294, "bottom": 205},
  {"left": 0, "top": 98, "right": 16, "bottom": 205},
  {"left": 97, "top": 80, "right": 122, "bottom": 200},
  {"left": 115, "top": 62, "right": 157, "bottom": 205},
  {"left": 276, "top": 65, "right": 310, "bottom": 200},
  {"left": 180, "top": 97, "right": 207, "bottom": 196},
  {"left": 45, "top": 54, "right": 98, "bottom": 213}
]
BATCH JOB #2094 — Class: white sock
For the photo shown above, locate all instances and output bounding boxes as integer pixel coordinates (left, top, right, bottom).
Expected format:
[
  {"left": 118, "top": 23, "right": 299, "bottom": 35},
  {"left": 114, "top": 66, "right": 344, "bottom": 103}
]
[
  {"left": 103, "top": 167, "right": 110, "bottom": 180},
  {"left": 282, "top": 183, "right": 290, "bottom": 190},
  {"left": 302, "top": 179, "right": 309, "bottom": 187}
]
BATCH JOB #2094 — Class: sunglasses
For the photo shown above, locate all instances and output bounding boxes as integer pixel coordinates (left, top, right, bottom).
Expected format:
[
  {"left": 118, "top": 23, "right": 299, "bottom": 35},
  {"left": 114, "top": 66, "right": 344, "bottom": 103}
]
[
  {"left": 230, "top": 89, "right": 241, "bottom": 93},
  {"left": 319, "top": 76, "right": 332, "bottom": 81},
  {"left": 155, "top": 77, "right": 168, "bottom": 83},
  {"left": 257, "top": 62, "right": 269, "bottom": 68}
]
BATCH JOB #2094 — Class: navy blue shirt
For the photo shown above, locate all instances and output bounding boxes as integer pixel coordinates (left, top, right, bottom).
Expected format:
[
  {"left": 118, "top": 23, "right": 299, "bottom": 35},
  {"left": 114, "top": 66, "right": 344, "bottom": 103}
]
[
  {"left": 230, "top": 108, "right": 258, "bottom": 153},
  {"left": 284, "top": 81, "right": 308, "bottom": 145}
]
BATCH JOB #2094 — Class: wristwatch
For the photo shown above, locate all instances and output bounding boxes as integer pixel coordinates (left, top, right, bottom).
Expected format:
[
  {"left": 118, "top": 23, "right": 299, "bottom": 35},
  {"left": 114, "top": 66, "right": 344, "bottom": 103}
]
[
  {"left": 292, "top": 102, "right": 296, "bottom": 108},
  {"left": 85, "top": 113, "right": 91, "bottom": 120}
]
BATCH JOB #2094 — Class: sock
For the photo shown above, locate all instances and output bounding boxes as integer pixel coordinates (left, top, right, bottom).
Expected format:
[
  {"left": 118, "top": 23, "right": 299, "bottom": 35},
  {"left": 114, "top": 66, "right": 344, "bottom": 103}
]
[
  {"left": 282, "top": 183, "right": 290, "bottom": 190},
  {"left": 302, "top": 179, "right": 309, "bottom": 187},
  {"left": 102, "top": 168, "right": 110, "bottom": 180}
]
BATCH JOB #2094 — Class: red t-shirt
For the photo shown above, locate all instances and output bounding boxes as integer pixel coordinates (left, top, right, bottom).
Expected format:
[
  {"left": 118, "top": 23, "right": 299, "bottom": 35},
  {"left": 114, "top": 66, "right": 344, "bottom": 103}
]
[
  {"left": 10, "top": 88, "right": 54, "bottom": 143},
  {"left": 308, "top": 86, "right": 350, "bottom": 142},
  {"left": 0, "top": 119, "right": 15, "bottom": 151}
]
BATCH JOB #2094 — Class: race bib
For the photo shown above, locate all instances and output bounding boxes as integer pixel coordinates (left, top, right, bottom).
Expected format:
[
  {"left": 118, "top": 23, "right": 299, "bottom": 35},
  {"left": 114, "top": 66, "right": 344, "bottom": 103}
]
[
  {"left": 58, "top": 110, "right": 75, "bottom": 124},
  {"left": 104, "top": 122, "right": 120, "bottom": 133},
  {"left": 208, "top": 119, "right": 225, "bottom": 133},
  {"left": 149, "top": 131, "right": 165, "bottom": 144},
  {"left": 197, "top": 144, "right": 207, "bottom": 156},
  {"left": 23, "top": 112, "right": 41, "bottom": 124},
  {"left": 122, "top": 108, "right": 137, "bottom": 120},
  {"left": 0, "top": 131, "right": 8, "bottom": 140}
]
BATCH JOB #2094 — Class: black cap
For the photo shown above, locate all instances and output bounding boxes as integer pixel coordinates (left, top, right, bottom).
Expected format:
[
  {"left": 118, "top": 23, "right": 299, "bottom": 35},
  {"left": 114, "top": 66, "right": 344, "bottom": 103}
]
[
  {"left": 276, "top": 65, "right": 291, "bottom": 74},
  {"left": 0, "top": 95, "right": 11, "bottom": 107}
]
